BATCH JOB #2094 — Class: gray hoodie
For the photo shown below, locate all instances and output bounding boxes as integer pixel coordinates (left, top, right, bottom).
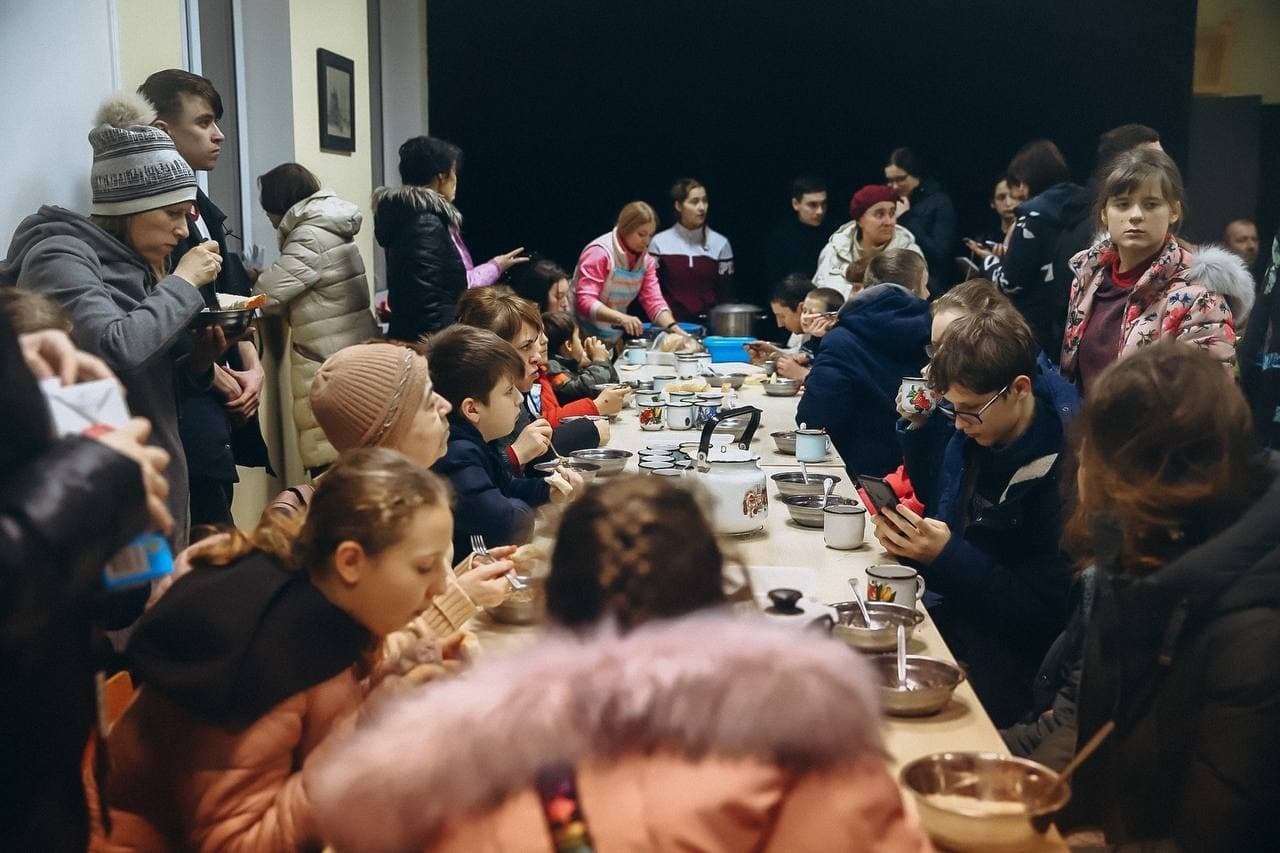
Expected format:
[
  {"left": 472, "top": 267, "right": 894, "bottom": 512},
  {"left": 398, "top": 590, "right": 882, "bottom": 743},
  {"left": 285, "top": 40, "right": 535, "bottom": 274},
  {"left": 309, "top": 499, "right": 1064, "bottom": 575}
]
[{"left": 0, "top": 205, "right": 207, "bottom": 546}]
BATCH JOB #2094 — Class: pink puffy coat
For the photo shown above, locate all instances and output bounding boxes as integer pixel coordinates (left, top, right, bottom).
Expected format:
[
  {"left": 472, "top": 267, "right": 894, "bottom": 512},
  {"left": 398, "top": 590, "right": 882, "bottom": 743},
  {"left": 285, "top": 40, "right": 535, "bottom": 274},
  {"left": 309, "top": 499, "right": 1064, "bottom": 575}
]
[
  {"left": 308, "top": 614, "right": 933, "bottom": 852},
  {"left": 1061, "top": 239, "right": 1252, "bottom": 381}
]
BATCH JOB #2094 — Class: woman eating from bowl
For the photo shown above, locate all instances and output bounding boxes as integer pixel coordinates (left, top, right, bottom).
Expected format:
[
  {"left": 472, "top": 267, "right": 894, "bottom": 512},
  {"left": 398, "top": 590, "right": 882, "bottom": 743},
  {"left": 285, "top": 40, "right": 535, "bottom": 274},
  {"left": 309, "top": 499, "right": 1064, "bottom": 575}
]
[
  {"left": 309, "top": 476, "right": 931, "bottom": 851},
  {"left": 813, "top": 184, "right": 925, "bottom": 297},
  {"left": 0, "top": 92, "right": 226, "bottom": 547}
]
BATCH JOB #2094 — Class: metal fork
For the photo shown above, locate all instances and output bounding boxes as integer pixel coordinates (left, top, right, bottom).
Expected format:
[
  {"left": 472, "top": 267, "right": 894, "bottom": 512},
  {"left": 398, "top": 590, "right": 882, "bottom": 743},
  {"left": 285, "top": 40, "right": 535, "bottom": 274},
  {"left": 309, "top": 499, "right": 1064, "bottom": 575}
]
[{"left": 470, "top": 533, "right": 526, "bottom": 589}]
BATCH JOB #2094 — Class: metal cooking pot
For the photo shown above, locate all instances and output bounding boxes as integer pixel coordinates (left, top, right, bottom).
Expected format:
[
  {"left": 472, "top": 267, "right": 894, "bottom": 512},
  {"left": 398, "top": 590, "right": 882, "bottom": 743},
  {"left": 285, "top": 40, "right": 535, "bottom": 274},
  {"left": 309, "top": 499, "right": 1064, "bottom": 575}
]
[{"left": 705, "top": 303, "right": 766, "bottom": 337}]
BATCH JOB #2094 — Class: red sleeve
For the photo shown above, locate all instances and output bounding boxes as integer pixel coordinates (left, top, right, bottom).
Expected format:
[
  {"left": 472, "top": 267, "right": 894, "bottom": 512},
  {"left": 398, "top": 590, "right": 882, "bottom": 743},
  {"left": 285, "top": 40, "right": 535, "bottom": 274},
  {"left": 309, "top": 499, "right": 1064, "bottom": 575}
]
[
  {"left": 504, "top": 445, "right": 522, "bottom": 473},
  {"left": 537, "top": 374, "right": 598, "bottom": 426}
]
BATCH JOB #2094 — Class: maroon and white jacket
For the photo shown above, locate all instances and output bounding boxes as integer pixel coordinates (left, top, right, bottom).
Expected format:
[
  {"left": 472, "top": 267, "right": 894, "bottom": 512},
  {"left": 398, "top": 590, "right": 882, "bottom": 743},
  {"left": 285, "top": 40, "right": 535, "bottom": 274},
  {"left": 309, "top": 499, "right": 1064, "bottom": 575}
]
[{"left": 650, "top": 222, "right": 734, "bottom": 321}]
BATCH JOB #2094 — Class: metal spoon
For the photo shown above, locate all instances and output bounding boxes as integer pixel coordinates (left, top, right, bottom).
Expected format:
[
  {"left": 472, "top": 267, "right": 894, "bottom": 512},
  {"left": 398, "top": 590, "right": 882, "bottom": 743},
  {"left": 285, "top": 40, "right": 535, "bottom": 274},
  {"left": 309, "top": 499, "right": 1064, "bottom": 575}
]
[
  {"left": 800, "top": 460, "right": 810, "bottom": 484},
  {"left": 822, "top": 475, "right": 833, "bottom": 508},
  {"left": 847, "top": 578, "right": 880, "bottom": 629},
  {"left": 896, "top": 624, "right": 908, "bottom": 687}
]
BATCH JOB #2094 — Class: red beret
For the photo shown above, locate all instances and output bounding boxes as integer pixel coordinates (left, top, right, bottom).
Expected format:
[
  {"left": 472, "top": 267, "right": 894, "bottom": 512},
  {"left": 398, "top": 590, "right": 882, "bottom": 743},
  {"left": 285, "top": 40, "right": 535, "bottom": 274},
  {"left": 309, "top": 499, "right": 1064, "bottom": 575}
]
[{"left": 848, "top": 184, "right": 899, "bottom": 221}]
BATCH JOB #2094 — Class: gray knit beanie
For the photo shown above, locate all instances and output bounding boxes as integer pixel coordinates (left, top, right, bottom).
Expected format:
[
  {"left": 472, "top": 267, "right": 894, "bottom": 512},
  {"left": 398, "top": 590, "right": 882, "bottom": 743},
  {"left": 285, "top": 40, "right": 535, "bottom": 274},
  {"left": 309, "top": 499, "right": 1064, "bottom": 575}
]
[{"left": 89, "top": 92, "right": 197, "bottom": 216}]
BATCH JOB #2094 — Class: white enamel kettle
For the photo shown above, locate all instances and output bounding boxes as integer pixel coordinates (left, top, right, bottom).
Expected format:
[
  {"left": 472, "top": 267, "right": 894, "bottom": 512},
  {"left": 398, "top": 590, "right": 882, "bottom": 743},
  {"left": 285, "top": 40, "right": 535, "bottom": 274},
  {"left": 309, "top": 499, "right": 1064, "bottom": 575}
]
[{"left": 693, "top": 406, "right": 768, "bottom": 534}]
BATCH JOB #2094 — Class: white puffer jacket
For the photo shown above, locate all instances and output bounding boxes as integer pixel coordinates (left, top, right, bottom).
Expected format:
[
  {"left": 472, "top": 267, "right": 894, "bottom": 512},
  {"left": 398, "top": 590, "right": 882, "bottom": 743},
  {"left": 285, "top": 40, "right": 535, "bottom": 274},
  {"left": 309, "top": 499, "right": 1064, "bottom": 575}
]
[
  {"left": 813, "top": 222, "right": 924, "bottom": 298},
  {"left": 255, "top": 190, "right": 378, "bottom": 469}
]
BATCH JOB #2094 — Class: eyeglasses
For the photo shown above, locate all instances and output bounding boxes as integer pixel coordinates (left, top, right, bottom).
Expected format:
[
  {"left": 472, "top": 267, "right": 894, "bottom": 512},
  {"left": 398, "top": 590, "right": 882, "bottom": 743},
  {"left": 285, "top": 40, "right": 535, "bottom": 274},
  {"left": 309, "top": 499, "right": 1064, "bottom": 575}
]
[{"left": 937, "top": 384, "right": 1009, "bottom": 426}]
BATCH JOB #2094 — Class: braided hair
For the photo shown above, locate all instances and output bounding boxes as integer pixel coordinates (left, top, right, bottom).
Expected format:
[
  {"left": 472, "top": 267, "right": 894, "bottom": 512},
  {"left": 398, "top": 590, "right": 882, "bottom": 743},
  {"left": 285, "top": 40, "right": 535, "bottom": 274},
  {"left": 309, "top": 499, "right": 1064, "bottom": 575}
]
[{"left": 547, "top": 476, "right": 727, "bottom": 631}]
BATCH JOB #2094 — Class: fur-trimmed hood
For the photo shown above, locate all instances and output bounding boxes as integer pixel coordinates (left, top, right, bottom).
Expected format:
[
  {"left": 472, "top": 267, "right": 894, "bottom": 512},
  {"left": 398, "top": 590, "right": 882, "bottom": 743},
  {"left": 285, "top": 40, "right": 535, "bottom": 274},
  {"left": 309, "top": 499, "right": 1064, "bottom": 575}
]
[
  {"left": 308, "top": 613, "right": 884, "bottom": 851},
  {"left": 372, "top": 184, "right": 461, "bottom": 229},
  {"left": 1186, "top": 243, "right": 1256, "bottom": 322}
]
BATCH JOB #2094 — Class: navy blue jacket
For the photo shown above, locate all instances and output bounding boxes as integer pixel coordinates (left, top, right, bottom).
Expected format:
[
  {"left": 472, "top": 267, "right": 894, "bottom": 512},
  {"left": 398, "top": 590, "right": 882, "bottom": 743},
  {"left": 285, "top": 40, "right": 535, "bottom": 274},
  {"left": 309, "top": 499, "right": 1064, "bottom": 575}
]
[
  {"left": 796, "top": 284, "right": 929, "bottom": 478},
  {"left": 432, "top": 417, "right": 550, "bottom": 560},
  {"left": 898, "top": 352, "right": 1074, "bottom": 513},
  {"left": 906, "top": 373, "right": 1077, "bottom": 726},
  {"left": 983, "top": 182, "right": 1092, "bottom": 358},
  {"left": 896, "top": 177, "right": 958, "bottom": 293}
]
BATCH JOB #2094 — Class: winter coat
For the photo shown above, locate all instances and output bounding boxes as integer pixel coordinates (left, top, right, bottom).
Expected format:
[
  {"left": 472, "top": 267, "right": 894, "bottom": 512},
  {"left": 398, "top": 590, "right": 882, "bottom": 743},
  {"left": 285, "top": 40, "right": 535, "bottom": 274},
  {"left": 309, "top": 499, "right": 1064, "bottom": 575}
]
[
  {"left": 432, "top": 417, "right": 551, "bottom": 559},
  {"left": 1240, "top": 232, "right": 1280, "bottom": 449},
  {"left": 255, "top": 189, "right": 379, "bottom": 469},
  {"left": 796, "top": 284, "right": 930, "bottom": 478},
  {"left": 545, "top": 352, "right": 617, "bottom": 403},
  {"left": 92, "top": 552, "right": 372, "bottom": 851},
  {"left": 909, "top": 375, "right": 1077, "bottom": 726},
  {"left": 812, "top": 222, "right": 924, "bottom": 297},
  {"left": 0, "top": 309, "right": 150, "bottom": 853},
  {"left": 896, "top": 177, "right": 958, "bottom": 294},
  {"left": 0, "top": 205, "right": 207, "bottom": 547},
  {"left": 373, "top": 185, "right": 467, "bottom": 341},
  {"left": 983, "top": 182, "right": 1093, "bottom": 356},
  {"left": 1064, "top": 464, "right": 1280, "bottom": 850},
  {"left": 1001, "top": 565, "right": 1097, "bottom": 771},
  {"left": 1061, "top": 239, "right": 1250, "bottom": 383},
  {"left": 172, "top": 189, "right": 270, "bottom": 488},
  {"left": 307, "top": 614, "right": 932, "bottom": 853}
]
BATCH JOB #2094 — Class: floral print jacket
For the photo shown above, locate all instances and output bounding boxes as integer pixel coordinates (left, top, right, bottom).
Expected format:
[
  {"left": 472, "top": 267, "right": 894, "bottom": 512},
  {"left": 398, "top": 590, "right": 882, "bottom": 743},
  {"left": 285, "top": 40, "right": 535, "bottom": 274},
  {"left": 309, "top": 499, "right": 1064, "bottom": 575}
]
[{"left": 1061, "top": 237, "right": 1238, "bottom": 381}]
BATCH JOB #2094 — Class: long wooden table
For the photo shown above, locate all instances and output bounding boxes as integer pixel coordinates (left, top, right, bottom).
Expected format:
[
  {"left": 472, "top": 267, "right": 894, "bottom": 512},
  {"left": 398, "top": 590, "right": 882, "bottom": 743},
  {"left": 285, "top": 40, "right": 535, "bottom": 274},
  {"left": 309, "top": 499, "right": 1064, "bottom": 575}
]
[{"left": 473, "top": 361, "right": 1065, "bottom": 850}]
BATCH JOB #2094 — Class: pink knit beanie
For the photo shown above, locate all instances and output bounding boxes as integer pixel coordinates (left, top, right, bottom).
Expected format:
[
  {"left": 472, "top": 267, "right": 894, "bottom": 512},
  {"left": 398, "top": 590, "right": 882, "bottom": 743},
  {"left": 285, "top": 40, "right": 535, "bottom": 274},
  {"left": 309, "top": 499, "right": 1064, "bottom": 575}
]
[{"left": 310, "top": 344, "right": 427, "bottom": 452}]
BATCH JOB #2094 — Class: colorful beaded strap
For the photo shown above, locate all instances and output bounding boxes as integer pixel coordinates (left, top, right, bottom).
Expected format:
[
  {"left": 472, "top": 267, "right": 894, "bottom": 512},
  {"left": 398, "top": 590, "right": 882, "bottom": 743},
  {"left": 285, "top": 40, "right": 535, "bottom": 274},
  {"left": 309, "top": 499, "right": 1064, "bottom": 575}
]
[{"left": 535, "top": 763, "right": 596, "bottom": 853}]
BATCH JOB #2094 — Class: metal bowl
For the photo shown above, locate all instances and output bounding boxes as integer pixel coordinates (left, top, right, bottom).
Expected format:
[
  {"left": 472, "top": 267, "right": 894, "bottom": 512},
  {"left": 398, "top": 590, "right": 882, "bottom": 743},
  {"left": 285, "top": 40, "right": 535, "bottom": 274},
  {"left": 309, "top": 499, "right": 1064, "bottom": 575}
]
[
  {"left": 569, "top": 448, "right": 632, "bottom": 476},
  {"left": 562, "top": 413, "right": 618, "bottom": 424},
  {"left": 831, "top": 601, "right": 924, "bottom": 651},
  {"left": 707, "top": 372, "right": 748, "bottom": 389},
  {"left": 591, "top": 383, "right": 628, "bottom": 393},
  {"left": 531, "top": 459, "right": 601, "bottom": 483},
  {"left": 771, "top": 430, "right": 797, "bottom": 454},
  {"left": 868, "top": 654, "right": 966, "bottom": 716},
  {"left": 900, "top": 752, "right": 1070, "bottom": 853},
  {"left": 485, "top": 575, "right": 546, "bottom": 625},
  {"left": 624, "top": 378, "right": 655, "bottom": 392},
  {"left": 762, "top": 378, "right": 800, "bottom": 397},
  {"left": 193, "top": 307, "right": 255, "bottom": 339},
  {"left": 777, "top": 493, "right": 856, "bottom": 528},
  {"left": 770, "top": 471, "right": 841, "bottom": 497}
]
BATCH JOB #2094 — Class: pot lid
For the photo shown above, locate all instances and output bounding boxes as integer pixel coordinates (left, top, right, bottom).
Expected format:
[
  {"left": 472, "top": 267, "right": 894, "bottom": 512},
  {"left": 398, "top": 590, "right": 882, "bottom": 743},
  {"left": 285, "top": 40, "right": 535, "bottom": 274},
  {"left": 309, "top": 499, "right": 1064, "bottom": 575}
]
[{"left": 710, "top": 303, "right": 762, "bottom": 313}]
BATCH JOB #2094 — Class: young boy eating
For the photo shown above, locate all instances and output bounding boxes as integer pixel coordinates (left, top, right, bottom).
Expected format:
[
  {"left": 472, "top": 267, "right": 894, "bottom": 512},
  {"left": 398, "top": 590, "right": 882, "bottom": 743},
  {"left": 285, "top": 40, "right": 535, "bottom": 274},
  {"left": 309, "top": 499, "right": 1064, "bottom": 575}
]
[
  {"left": 542, "top": 310, "right": 619, "bottom": 403},
  {"left": 427, "top": 325, "right": 582, "bottom": 560}
]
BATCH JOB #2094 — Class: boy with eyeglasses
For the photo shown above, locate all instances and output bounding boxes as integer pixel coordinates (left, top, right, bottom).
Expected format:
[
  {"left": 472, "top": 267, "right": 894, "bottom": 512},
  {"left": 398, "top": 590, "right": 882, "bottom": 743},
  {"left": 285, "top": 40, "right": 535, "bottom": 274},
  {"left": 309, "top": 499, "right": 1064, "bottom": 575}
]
[{"left": 873, "top": 306, "right": 1076, "bottom": 727}]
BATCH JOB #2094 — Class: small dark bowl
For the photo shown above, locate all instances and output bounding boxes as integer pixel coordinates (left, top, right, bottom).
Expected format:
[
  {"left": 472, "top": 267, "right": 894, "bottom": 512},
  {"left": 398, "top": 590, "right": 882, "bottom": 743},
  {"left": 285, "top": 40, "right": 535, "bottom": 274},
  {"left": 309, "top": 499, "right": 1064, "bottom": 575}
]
[
  {"left": 531, "top": 459, "right": 601, "bottom": 483},
  {"left": 193, "top": 307, "right": 255, "bottom": 339}
]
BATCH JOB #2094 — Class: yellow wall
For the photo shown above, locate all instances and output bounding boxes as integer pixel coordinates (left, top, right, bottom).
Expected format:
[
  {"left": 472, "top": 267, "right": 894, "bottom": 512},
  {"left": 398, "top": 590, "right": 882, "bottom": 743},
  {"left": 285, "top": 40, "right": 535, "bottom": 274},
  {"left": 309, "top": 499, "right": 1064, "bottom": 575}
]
[
  {"left": 289, "top": 0, "right": 376, "bottom": 276},
  {"left": 116, "top": 0, "right": 185, "bottom": 92},
  {"left": 1197, "top": 0, "right": 1280, "bottom": 104}
]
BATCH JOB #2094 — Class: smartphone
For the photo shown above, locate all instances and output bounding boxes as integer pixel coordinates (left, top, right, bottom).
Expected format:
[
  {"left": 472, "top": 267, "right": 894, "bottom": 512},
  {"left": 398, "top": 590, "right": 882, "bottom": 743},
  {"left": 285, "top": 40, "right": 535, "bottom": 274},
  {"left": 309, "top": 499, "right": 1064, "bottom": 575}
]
[{"left": 854, "top": 474, "right": 899, "bottom": 516}]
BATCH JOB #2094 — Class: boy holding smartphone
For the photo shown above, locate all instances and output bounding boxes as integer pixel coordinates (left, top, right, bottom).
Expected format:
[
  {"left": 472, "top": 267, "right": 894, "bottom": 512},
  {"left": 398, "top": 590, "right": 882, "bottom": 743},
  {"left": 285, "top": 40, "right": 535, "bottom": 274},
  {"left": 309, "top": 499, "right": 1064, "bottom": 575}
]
[{"left": 871, "top": 307, "right": 1075, "bottom": 727}]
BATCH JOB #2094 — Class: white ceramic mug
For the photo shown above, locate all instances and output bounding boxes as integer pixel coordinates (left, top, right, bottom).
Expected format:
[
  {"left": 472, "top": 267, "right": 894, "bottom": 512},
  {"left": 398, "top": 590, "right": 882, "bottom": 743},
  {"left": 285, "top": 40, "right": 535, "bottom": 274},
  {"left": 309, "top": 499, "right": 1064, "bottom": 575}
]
[
  {"left": 624, "top": 344, "right": 647, "bottom": 365},
  {"left": 639, "top": 460, "right": 673, "bottom": 474},
  {"left": 897, "top": 376, "right": 940, "bottom": 417},
  {"left": 651, "top": 375, "right": 676, "bottom": 393},
  {"left": 639, "top": 401, "right": 666, "bottom": 430},
  {"left": 823, "top": 504, "right": 866, "bottom": 550},
  {"left": 795, "top": 428, "right": 828, "bottom": 462},
  {"left": 667, "top": 401, "right": 695, "bottom": 430},
  {"left": 866, "top": 564, "right": 926, "bottom": 604}
]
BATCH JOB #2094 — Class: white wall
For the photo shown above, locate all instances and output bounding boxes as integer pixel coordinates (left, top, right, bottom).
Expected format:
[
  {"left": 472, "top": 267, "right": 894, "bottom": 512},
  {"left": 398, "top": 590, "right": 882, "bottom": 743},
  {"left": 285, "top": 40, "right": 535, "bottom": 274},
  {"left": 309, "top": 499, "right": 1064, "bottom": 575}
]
[
  {"left": 379, "top": 0, "right": 430, "bottom": 183},
  {"left": 0, "top": 0, "right": 118, "bottom": 244}
]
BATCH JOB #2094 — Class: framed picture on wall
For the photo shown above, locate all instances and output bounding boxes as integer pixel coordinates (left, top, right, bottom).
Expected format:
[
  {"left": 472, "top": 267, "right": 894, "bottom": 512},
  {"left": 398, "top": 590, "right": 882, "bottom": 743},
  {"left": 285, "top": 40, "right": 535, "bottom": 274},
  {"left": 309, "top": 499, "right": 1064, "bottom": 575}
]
[{"left": 317, "top": 48, "right": 355, "bottom": 152}]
